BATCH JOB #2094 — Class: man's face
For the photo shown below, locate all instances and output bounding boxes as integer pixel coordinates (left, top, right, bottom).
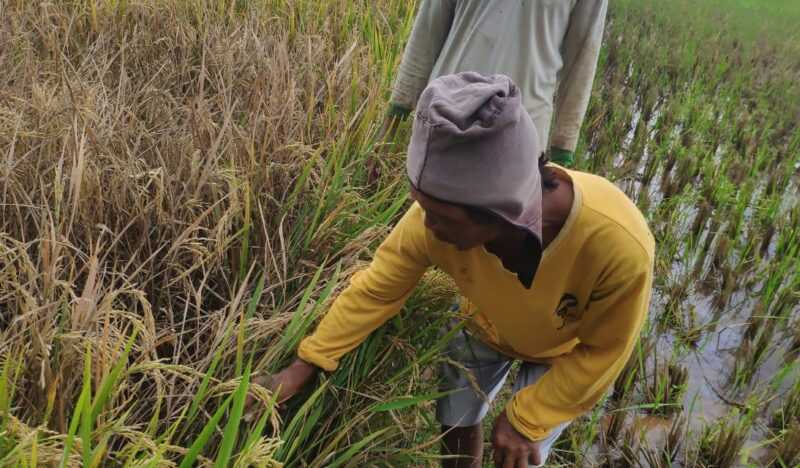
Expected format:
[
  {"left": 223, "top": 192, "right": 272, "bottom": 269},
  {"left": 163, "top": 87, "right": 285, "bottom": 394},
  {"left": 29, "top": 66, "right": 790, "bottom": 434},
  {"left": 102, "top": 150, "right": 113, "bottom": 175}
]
[{"left": 410, "top": 187, "right": 501, "bottom": 251}]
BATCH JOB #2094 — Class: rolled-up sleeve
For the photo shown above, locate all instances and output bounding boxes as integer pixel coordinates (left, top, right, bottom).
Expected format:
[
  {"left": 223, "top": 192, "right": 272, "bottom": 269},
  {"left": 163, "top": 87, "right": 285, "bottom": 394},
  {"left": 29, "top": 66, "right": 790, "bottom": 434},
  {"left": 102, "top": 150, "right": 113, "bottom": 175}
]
[
  {"left": 389, "top": 0, "right": 457, "bottom": 115},
  {"left": 550, "top": 0, "right": 608, "bottom": 152}
]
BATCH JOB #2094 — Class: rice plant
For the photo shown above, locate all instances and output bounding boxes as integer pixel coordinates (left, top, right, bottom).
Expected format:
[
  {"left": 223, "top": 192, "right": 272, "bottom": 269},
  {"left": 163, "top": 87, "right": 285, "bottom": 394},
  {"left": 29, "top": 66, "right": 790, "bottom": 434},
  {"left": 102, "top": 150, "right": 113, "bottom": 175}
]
[
  {"left": 693, "top": 409, "right": 755, "bottom": 468},
  {"left": 0, "top": 0, "right": 798, "bottom": 464}
]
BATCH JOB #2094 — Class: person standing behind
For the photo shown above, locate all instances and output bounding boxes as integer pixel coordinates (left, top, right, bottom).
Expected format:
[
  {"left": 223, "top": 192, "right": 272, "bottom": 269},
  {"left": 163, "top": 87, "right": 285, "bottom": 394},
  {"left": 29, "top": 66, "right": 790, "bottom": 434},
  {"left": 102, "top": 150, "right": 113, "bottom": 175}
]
[{"left": 380, "top": 0, "right": 608, "bottom": 168}]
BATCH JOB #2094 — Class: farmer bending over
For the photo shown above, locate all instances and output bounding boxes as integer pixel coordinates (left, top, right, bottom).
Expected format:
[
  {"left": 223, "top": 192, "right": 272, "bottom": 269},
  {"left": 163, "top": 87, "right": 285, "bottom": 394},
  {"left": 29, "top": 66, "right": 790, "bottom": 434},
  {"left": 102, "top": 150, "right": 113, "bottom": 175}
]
[
  {"left": 377, "top": 0, "right": 608, "bottom": 168},
  {"left": 257, "top": 73, "right": 654, "bottom": 467}
]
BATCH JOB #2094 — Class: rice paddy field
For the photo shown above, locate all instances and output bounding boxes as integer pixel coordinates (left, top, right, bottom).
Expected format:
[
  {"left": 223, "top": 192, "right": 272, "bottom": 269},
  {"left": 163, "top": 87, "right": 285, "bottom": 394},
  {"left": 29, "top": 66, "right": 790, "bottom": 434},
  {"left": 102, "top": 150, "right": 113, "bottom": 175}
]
[{"left": 0, "top": 0, "right": 798, "bottom": 466}]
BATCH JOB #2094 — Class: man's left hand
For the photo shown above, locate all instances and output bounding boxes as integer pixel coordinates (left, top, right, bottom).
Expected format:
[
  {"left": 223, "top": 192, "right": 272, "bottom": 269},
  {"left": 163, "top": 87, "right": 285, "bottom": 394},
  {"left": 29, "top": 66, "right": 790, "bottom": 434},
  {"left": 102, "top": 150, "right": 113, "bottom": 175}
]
[{"left": 491, "top": 412, "right": 542, "bottom": 467}]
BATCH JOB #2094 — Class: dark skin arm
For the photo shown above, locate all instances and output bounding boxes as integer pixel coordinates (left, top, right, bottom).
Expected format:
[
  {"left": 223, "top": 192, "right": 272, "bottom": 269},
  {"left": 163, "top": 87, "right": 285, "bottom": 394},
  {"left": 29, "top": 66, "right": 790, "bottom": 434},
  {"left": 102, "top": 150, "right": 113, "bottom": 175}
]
[
  {"left": 243, "top": 358, "right": 317, "bottom": 420},
  {"left": 366, "top": 114, "right": 403, "bottom": 184}
]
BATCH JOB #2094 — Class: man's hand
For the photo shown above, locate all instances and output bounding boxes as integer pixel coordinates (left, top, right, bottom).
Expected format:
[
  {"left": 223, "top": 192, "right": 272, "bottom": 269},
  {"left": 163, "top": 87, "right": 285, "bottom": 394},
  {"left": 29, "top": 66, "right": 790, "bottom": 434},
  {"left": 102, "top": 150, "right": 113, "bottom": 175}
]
[
  {"left": 366, "top": 113, "right": 403, "bottom": 184},
  {"left": 379, "top": 113, "right": 402, "bottom": 143},
  {"left": 243, "top": 358, "right": 317, "bottom": 421},
  {"left": 491, "top": 412, "right": 542, "bottom": 467}
]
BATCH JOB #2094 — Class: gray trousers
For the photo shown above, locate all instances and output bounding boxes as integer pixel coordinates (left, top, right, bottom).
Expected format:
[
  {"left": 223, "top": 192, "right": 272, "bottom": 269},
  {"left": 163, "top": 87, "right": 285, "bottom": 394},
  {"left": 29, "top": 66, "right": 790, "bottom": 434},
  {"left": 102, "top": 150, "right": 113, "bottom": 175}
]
[{"left": 436, "top": 329, "right": 570, "bottom": 467}]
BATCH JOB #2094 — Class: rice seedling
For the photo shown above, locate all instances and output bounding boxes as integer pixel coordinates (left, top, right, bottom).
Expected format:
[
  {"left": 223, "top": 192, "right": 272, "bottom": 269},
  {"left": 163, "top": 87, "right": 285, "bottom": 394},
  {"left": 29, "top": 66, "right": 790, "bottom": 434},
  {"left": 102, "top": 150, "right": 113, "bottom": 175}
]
[
  {"left": 732, "top": 314, "right": 778, "bottom": 391},
  {"left": 693, "top": 408, "right": 755, "bottom": 468},
  {"left": 771, "top": 379, "right": 800, "bottom": 435},
  {"left": 602, "top": 407, "right": 629, "bottom": 454},
  {"left": 678, "top": 305, "right": 704, "bottom": 348},
  {"left": 768, "top": 421, "right": 800, "bottom": 468},
  {"left": 766, "top": 375, "right": 800, "bottom": 466},
  {"left": 619, "top": 414, "right": 687, "bottom": 468},
  {"left": 785, "top": 321, "right": 800, "bottom": 364},
  {"left": 641, "top": 354, "right": 688, "bottom": 417},
  {"left": 549, "top": 409, "right": 605, "bottom": 467},
  {"left": 611, "top": 345, "right": 643, "bottom": 405}
]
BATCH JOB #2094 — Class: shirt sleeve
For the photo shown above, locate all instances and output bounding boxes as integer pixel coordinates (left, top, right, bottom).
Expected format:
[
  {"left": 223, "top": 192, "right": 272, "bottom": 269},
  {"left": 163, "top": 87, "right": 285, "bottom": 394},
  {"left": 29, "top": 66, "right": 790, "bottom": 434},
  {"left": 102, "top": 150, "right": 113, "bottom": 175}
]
[
  {"left": 389, "top": 0, "right": 457, "bottom": 114},
  {"left": 505, "top": 247, "right": 652, "bottom": 441},
  {"left": 550, "top": 0, "right": 608, "bottom": 152},
  {"left": 298, "top": 204, "right": 433, "bottom": 371}
]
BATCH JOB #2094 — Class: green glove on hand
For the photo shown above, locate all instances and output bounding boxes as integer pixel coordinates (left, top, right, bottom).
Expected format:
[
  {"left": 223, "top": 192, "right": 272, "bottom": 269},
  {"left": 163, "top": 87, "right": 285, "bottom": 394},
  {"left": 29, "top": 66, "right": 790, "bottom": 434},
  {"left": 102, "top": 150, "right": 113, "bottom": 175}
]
[
  {"left": 387, "top": 103, "right": 412, "bottom": 120},
  {"left": 550, "top": 147, "right": 574, "bottom": 167}
]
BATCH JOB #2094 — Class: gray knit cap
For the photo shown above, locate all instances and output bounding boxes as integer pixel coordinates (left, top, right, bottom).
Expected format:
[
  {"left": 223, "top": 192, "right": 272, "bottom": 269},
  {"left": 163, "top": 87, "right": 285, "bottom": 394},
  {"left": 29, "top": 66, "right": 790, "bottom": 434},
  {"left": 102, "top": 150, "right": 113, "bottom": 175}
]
[{"left": 407, "top": 71, "right": 543, "bottom": 249}]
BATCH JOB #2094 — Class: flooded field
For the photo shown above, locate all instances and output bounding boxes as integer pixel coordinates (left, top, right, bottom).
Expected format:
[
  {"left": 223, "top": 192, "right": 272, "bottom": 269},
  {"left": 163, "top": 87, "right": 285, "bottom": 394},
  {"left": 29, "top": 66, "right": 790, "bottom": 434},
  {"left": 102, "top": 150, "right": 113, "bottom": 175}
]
[
  {"left": 544, "top": 1, "right": 800, "bottom": 465},
  {"left": 0, "top": 0, "right": 798, "bottom": 466}
]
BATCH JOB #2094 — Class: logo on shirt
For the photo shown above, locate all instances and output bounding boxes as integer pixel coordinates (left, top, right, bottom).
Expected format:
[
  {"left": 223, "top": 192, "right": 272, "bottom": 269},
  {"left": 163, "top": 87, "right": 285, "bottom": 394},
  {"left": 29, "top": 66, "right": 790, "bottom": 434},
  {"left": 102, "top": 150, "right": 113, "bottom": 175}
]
[{"left": 555, "top": 293, "right": 580, "bottom": 330}]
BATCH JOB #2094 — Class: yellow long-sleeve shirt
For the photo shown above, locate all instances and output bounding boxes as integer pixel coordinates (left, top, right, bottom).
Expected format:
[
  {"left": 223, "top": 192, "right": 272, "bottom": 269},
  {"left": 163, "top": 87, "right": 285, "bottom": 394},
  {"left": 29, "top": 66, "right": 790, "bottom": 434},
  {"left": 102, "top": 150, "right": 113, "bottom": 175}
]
[{"left": 298, "top": 168, "right": 654, "bottom": 441}]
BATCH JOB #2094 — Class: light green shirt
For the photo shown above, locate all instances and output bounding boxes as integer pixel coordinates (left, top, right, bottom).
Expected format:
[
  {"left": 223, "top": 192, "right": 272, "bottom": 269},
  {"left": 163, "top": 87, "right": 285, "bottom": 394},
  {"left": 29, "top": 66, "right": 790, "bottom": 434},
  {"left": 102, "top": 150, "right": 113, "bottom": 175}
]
[{"left": 390, "top": 0, "right": 608, "bottom": 152}]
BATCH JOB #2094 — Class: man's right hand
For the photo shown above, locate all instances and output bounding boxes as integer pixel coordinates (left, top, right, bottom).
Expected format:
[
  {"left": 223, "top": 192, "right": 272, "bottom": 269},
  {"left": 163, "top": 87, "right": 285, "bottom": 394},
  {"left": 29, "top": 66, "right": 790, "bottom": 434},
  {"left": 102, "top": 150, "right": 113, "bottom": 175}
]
[
  {"left": 244, "top": 358, "right": 318, "bottom": 421},
  {"left": 366, "top": 113, "right": 403, "bottom": 185}
]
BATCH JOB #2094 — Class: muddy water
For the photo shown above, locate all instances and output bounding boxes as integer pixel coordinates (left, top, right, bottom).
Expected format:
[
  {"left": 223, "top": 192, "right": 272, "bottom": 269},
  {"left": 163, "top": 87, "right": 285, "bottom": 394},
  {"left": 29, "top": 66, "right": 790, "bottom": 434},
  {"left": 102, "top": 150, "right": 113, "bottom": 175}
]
[
  {"left": 646, "top": 291, "right": 797, "bottom": 465},
  {"left": 603, "top": 99, "right": 800, "bottom": 466}
]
